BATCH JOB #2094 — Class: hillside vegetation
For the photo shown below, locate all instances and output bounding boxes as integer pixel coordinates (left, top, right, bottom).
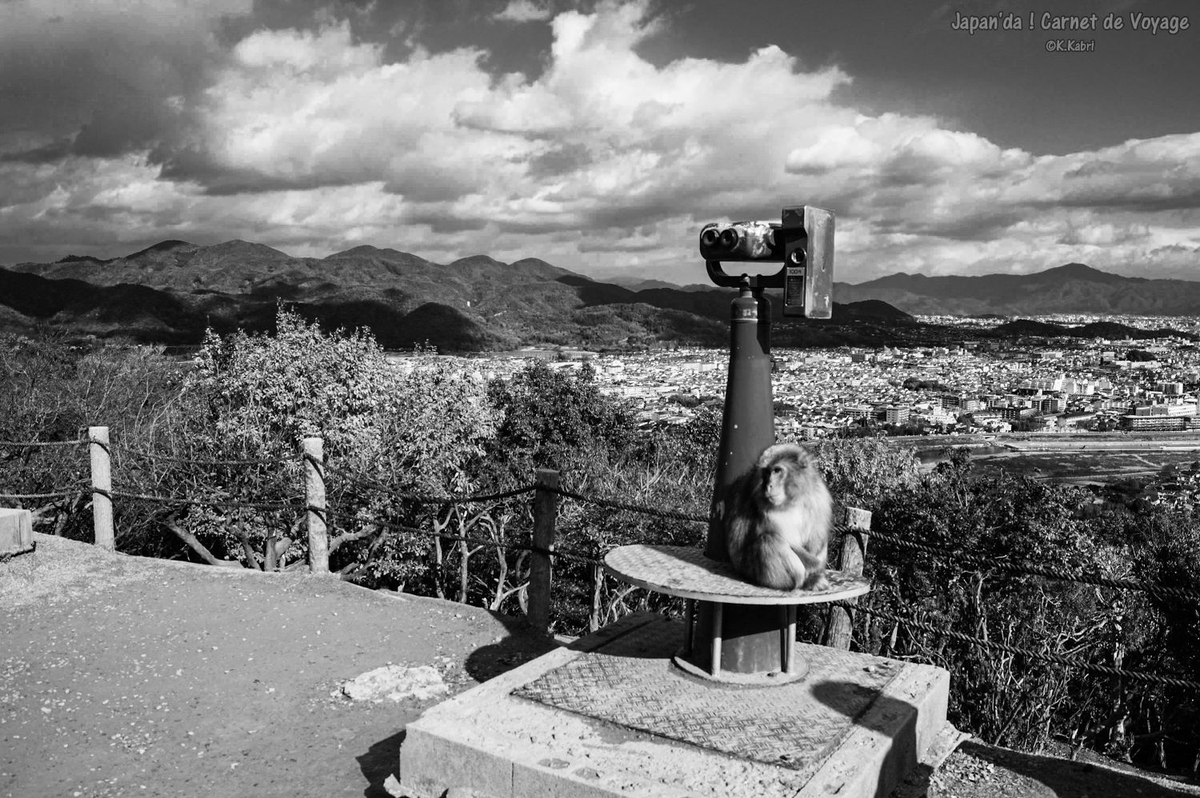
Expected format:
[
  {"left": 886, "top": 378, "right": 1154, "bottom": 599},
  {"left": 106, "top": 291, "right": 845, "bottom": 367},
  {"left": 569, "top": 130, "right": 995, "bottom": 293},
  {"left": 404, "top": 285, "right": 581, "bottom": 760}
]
[
  {"left": 2, "top": 240, "right": 922, "bottom": 350},
  {"left": 1, "top": 312, "right": 1198, "bottom": 780},
  {"left": 836, "top": 263, "right": 1200, "bottom": 316}
]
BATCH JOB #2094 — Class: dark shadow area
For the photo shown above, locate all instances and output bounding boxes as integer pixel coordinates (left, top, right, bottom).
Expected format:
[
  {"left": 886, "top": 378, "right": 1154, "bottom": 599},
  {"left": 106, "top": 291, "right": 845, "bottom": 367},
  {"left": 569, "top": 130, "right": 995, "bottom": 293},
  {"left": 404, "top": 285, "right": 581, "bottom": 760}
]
[
  {"left": 811, "top": 680, "right": 1200, "bottom": 798},
  {"left": 462, "top": 609, "right": 560, "bottom": 683},
  {"left": 357, "top": 729, "right": 406, "bottom": 798},
  {"left": 811, "top": 679, "right": 923, "bottom": 798},
  {"left": 563, "top": 611, "right": 686, "bottom": 660},
  {"left": 956, "top": 738, "right": 1200, "bottom": 798},
  {"left": 361, "top": 610, "right": 559, "bottom": 798}
]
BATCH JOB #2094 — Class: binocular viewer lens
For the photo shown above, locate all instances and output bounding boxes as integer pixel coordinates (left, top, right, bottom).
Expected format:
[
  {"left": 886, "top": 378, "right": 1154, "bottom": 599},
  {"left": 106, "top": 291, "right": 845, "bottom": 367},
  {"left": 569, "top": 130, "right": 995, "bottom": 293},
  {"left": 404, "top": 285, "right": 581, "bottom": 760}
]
[{"left": 698, "top": 221, "right": 780, "bottom": 261}]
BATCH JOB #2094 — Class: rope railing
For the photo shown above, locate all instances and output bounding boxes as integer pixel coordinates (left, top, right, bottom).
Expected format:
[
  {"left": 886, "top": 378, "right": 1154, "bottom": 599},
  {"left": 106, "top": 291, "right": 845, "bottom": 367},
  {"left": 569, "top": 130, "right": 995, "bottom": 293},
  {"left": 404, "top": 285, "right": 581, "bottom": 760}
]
[
  {"left": 7, "top": 436, "right": 1197, "bottom": 605},
  {"left": 5, "top": 428, "right": 1199, "bottom": 695},
  {"left": 868, "top": 528, "right": 1200, "bottom": 603},
  {"left": 93, "top": 487, "right": 303, "bottom": 512},
  {"left": 543, "top": 484, "right": 709, "bottom": 524},
  {"left": 319, "top": 462, "right": 539, "bottom": 506},
  {"left": 836, "top": 600, "right": 1200, "bottom": 691},
  {"left": 109, "top": 443, "right": 290, "bottom": 467},
  {"left": 322, "top": 506, "right": 602, "bottom": 565},
  {"left": 0, "top": 485, "right": 88, "bottom": 501}
]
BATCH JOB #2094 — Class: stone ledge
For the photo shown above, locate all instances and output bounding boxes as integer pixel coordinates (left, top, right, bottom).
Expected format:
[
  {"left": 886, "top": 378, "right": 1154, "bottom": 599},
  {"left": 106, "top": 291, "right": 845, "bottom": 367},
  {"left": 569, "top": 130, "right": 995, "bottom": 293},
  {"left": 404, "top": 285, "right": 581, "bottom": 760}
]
[{"left": 0, "top": 508, "right": 34, "bottom": 556}]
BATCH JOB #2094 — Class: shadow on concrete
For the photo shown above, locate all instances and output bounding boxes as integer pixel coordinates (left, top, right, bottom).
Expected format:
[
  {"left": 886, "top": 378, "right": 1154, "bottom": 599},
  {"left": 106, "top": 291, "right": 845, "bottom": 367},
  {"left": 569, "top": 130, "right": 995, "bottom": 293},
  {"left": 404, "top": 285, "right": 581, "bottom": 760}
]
[
  {"left": 953, "top": 739, "right": 1200, "bottom": 798},
  {"left": 811, "top": 680, "right": 1199, "bottom": 798},
  {"left": 810, "top": 679, "right": 923, "bottom": 798},
  {"left": 357, "top": 728, "right": 406, "bottom": 798},
  {"left": 462, "top": 610, "right": 559, "bottom": 683},
  {"left": 362, "top": 610, "right": 556, "bottom": 798}
]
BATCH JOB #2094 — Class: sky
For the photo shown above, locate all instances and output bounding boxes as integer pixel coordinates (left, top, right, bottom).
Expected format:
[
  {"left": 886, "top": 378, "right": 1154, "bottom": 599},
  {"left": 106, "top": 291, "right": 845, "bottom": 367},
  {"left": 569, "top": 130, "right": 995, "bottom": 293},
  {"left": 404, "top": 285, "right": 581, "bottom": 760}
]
[{"left": 1, "top": 0, "right": 1198, "bottom": 285}]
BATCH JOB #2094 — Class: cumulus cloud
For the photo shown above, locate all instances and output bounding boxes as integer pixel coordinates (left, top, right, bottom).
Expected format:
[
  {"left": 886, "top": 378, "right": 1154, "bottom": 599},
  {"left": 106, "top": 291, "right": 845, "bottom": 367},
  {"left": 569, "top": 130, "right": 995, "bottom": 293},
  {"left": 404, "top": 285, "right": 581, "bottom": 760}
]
[{"left": 0, "top": 0, "right": 1197, "bottom": 283}]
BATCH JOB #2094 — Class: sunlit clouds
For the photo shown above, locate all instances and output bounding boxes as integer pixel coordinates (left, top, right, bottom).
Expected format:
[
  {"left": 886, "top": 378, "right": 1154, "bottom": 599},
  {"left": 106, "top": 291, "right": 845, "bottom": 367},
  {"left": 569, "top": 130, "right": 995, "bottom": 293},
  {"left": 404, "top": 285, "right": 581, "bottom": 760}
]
[{"left": 0, "top": 0, "right": 1197, "bottom": 283}]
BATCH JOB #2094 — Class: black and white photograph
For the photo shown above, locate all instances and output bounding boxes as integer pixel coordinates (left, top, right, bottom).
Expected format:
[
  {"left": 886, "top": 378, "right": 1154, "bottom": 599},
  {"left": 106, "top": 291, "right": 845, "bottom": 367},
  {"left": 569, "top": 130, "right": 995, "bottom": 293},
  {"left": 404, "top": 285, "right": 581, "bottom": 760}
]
[{"left": 2, "top": 1, "right": 1199, "bottom": 796}]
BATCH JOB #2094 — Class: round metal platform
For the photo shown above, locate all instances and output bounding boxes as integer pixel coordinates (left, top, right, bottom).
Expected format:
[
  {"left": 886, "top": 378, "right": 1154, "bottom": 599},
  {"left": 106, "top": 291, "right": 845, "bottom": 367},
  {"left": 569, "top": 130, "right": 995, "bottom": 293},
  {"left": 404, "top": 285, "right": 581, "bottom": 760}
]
[
  {"left": 603, "top": 544, "right": 871, "bottom": 605},
  {"left": 603, "top": 544, "right": 871, "bottom": 683}
]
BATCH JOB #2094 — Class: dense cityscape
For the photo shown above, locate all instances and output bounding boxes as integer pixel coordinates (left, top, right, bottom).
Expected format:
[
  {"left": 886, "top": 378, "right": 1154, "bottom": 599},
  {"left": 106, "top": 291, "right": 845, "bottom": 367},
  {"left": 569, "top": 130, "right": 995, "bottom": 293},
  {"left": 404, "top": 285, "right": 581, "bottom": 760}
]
[{"left": 398, "top": 315, "right": 1200, "bottom": 440}]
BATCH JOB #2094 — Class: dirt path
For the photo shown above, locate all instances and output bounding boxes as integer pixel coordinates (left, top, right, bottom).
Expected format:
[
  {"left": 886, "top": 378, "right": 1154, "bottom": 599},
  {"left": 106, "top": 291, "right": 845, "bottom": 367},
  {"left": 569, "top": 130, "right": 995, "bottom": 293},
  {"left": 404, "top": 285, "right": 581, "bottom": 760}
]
[
  {"left": 0, "top": 534, "right": 553, "bottom": 798},
  {"left": 3, "top": 534, "right": 1197, "bottom": 798}
]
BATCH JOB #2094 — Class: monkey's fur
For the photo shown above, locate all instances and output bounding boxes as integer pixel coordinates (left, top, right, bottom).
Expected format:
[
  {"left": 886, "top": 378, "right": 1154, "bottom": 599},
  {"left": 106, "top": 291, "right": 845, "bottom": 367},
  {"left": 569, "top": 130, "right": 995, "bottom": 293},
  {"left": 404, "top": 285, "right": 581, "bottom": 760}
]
[{"left": 724, "top": 443, "right": 833, "bottom": 591}]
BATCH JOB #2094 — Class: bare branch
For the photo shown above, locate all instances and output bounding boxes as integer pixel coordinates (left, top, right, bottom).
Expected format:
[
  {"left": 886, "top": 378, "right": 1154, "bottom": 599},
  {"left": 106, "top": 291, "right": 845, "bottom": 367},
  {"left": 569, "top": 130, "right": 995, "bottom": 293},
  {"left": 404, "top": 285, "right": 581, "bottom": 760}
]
[
  {"left": 164, "top": 521, "right": 242, "bottom": 568},
  {"left": 236, "top": 523, "right": 262, "bottom": 571},
  {"left": 329, "top": 524, "right": 381, "bottom": 554}
]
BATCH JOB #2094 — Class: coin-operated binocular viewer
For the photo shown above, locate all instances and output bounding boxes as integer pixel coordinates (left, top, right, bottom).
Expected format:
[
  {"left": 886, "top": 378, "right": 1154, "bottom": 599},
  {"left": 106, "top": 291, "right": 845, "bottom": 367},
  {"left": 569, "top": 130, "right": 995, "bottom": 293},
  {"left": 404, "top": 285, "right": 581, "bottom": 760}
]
[
  {"left": 702, "top": 206, "right": 834, "bottom": 554},
  {"left": 603, "top": 206, "right": 862, "bottom": 681},
  {"left": 700, "top": 205, "right": 835, "bottom": 675}
]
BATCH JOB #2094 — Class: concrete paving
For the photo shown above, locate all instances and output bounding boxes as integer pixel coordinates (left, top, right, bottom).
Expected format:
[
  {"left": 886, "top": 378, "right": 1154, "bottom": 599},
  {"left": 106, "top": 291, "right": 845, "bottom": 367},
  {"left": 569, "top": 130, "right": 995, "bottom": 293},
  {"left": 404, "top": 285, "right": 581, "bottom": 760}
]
[{"left": 400, "top": 612, "right": 955, "bottom": 798}]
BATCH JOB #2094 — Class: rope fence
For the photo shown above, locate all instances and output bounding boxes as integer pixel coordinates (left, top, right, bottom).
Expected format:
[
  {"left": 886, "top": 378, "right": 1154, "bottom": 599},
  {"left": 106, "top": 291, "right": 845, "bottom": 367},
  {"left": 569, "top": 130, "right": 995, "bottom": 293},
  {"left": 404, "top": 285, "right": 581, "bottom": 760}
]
[
  {"left": 96, "top": 488, "right": 303, "bottom": 512},
  {"left": 2, "top": 427, "right": 1198, "bottom": 690},
  {"left": 322, "top": 506, "right": 602, "bottom": 565},
  {"left": 320, "top": 462, "right": 540, "bottom": 506},
  {"left": 868, "top": 528, "right": 1200, "bottom": 602},
  {"left": 110, "top": 443, "right": 290, "bottom": 467},
  {"left": 544, "top": 484, "right": 710, "bottom": 524},
  {"left": 0, "top": 488, "right": 88, "bottom": 501},
  {"left": 835, "top": 601, "right": 1200, "bottom": 691}
]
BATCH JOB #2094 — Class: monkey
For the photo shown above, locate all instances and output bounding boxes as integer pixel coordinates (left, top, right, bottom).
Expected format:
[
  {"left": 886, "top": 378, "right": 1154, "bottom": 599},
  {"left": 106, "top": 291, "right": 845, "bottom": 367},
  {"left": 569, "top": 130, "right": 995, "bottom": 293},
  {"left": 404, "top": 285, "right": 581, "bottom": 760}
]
[{"left": 723, "top": 443, "right": 833, "bottom": 591}]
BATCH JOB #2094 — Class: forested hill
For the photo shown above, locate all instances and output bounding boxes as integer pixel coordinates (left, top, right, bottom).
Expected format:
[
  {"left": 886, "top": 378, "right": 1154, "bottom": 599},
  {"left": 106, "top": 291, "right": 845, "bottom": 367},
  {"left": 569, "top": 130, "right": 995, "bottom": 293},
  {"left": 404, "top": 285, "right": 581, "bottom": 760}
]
[
  {"left": 2, "top": 240, "right": 915, "bottom": 350},
  {"left": 833, "top": 262, "right": 1200, "bottom": 316}
]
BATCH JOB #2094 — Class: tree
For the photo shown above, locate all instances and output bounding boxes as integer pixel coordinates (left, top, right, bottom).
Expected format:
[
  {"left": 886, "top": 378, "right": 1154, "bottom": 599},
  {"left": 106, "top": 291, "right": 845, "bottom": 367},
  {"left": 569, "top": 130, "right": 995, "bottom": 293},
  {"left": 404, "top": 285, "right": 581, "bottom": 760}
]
[
  {"left": 483, "top": 361, "right": 637, "bottom": 484},
  {"left": 174, "top": 306, "right": 498, "bottom": 584}
]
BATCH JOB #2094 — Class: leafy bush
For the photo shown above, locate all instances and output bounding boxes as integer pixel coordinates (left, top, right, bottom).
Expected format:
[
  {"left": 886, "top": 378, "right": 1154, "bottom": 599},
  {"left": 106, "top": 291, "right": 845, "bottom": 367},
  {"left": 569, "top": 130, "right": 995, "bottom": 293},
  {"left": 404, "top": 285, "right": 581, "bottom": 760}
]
[
  {"left": 167, "top": 307, "right": 499, "bottom": 586},
  {"left": 0, "top": 334, "right": 184, "bottom": 544},
  {"left": 858, "top": 449, "right": 1198, "bottom": 769}
]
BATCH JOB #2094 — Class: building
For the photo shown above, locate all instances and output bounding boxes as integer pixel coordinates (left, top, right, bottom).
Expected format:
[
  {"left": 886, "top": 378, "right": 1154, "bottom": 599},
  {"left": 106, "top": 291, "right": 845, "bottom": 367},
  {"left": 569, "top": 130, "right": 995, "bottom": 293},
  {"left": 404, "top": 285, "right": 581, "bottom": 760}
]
[
  {"left": 1121, "top": 414, "right": 1188, "bottom": 431},
  {"left": 1029, "top": 415, "right": 1059, "bottom": 431}
]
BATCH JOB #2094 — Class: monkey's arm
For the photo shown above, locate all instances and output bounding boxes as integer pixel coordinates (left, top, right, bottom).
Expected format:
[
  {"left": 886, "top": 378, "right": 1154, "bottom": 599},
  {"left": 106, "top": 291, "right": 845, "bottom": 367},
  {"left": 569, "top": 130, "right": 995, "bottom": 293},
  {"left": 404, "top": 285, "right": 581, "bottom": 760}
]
[
  {"left": 724, "top": 511, "right": 753, "bottom": 565},
  {"left": 793, "top": 544, "right": 827, "bottom": 574}
]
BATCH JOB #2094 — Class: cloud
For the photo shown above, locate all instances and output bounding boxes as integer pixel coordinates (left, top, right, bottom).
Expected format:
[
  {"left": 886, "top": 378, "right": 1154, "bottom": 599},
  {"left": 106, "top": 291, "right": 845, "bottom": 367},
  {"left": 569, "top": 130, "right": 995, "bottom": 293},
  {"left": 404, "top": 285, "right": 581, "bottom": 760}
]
[
  {"left": 494, "top": 0, "right": 553, "bottom": 23},
  {"left": 0, "top": 0, "right": 251, "bottom": 158},
  {"left": 0, "top": 0, "right": 1197, "bottom": 285}
]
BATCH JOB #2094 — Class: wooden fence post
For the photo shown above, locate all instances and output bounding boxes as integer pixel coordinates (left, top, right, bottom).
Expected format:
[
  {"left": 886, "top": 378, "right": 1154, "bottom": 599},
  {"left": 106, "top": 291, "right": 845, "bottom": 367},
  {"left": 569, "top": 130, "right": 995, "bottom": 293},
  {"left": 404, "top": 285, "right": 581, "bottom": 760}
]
[
  {"left": 590, "top": 562, "right": 603, "bottom": 632},
  {"left": 88, "top": 426, "right": 114, "bottom": 551},
  {"left": 528, "top": 469, "right": 559, "bottom": 635},
  {"left": 825, "top": 506, "right": 872, "bottom": 650},
  {"left": 303, "top": 437, "right": 329, "bottom": 575}
]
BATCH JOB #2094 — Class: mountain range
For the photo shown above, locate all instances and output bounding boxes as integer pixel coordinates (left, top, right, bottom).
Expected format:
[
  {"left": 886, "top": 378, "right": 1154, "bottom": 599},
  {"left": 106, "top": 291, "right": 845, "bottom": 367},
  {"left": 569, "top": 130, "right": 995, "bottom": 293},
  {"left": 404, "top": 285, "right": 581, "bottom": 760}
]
[
  {"left": 0, "top": 240, "right": 915, "bottom": 350},
  {"left": 1, "top": 242, "right": 1194, "bottom": 351},
  {"left": 833, "top": 263, "right": 1200, "bottom": 316}
]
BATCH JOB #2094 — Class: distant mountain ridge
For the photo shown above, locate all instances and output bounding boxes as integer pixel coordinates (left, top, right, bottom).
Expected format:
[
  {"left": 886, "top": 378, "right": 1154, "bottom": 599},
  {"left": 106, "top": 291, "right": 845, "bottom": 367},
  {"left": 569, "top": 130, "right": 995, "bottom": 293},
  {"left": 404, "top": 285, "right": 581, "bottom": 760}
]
[
  {"left": 4, "top": 240, "right": 915, "bottom": 350},
  {"left": 6, "top": 244, "right": 1194, "bottom": 350},
  {"left": 832, "top": 263, "right": 1199, "bottom": 316}
]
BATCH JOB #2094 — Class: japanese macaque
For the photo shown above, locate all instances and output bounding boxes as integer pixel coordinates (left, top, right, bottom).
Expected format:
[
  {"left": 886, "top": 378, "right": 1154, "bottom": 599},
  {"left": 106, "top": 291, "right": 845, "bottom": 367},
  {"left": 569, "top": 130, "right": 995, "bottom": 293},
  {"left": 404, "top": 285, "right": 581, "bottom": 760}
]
[{"left": 724, "top": 443, "right": 833, "bottom": 591}]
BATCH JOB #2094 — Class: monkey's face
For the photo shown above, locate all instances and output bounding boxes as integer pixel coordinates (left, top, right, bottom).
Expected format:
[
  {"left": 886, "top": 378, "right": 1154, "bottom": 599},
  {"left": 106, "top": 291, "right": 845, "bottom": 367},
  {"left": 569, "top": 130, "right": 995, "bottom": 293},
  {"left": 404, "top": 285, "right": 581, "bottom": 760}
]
[{"left": 761, "top": 456, "right": 813, "bottom": 508}]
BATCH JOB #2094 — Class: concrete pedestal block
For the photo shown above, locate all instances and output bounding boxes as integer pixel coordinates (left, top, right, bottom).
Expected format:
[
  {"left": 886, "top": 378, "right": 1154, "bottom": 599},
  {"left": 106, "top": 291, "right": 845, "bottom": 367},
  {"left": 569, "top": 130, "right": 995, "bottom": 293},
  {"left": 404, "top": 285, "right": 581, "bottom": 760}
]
[
  {"left": 401, "top": 612, "right": 958, "bottom": 798},
  {"left": 0, "top": 508, "right": 34, "bottom": 556}
]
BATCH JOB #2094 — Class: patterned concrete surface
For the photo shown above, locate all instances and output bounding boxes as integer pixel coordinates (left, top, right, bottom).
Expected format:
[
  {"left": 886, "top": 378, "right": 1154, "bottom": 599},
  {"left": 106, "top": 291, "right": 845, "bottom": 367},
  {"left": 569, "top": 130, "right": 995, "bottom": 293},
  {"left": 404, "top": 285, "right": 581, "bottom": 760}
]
[{"left": 514, "top": 620, "right": 901, "bottom": 777}]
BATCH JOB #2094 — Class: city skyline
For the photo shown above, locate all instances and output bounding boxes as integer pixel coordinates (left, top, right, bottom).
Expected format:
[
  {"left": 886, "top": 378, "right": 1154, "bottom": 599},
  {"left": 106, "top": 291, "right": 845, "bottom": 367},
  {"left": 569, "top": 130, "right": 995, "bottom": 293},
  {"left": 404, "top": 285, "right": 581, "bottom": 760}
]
[{"left": 1, "top": 0, "right": 1197, "bottom": 285}]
